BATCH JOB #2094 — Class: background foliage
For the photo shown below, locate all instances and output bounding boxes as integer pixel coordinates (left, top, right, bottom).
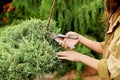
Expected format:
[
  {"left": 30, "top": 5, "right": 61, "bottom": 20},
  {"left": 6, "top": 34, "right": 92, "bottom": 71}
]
[
  {"left": 1, "top": 0, "right": 105, "bottom": 41},
  {"left": 0, "top": 0, "right": 105, "bottom": 79},
  {"left": 41, "top": 0, "right": 105, "bottom": 41}
]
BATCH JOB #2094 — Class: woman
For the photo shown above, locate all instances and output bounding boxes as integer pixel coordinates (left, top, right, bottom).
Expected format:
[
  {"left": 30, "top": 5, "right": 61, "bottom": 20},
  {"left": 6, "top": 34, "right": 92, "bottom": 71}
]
[{"left": 56, "top": 0, "right": 120, "bottom": 80}]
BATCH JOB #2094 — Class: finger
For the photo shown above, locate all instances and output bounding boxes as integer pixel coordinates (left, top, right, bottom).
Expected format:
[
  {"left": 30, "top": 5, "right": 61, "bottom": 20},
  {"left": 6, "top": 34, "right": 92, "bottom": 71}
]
[
  {"left": 61, "top": 43, "right": 68, "bottom": 48},
  {"left": 69, "top": 48, "right": 74, "bottom": 51},
  {"left": 56, "top": 52, "right": 67, "bottom": 56},
  {"left": 66, "top": 32, "right": 71, "bottom": 38},
  {"left": 64, "top": 44, "right": 68, "bottom": 48},
  {"left": 57, "top": 54, "right": 64, "bottom": 56},
  {"left": 58, "top": 57, "right": 68, "bottom": 60},
  {"left": 61, "top": 43, "right": 65, "bottom": 48},
  {"left": 67, "top": 45, "right": 75, "bottom": 50},
  {"left": 62, "top": 40, "right": 69, "bottom": 48},
  {"left": 66, "top": 31, "right": 75, "bottom": 37}
]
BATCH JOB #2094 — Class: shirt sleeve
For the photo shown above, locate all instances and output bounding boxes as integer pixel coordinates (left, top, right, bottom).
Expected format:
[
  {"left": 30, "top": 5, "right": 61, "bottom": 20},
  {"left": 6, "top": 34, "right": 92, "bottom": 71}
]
[
  {"left": 97, "top": 42, "right": 111, "bottom": 80},
  {"left": 100, "top": 41, "right": 105, "bottom": 49},
  {"left": 107, "top": 54, "right": 120, "bottom": 79},
  {"left": 98, "top": 59, "right": 111, "bottom": 80}
]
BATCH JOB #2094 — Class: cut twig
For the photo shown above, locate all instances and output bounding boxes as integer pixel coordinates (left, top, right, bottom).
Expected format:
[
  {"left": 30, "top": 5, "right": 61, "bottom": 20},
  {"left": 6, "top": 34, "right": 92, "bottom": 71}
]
[{"left": 46, "top": 0, "right": 56, "bottom": 31}]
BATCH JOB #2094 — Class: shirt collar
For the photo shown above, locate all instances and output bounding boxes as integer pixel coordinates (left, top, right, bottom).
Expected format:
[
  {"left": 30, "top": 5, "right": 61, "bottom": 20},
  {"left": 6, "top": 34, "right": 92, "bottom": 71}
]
[{"left": 106, "top": 15, "right": 120, "bottom": 34}]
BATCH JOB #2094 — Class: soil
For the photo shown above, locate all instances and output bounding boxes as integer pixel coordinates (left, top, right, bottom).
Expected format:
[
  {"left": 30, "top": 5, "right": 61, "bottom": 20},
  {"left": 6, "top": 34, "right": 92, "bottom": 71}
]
[{"left": 37, "top": 66, "right": 100, "bottom": 80}]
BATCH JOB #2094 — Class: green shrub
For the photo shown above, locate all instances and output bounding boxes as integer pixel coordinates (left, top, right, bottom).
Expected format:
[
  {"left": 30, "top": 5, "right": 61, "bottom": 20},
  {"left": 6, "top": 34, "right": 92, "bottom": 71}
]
[{"left": 0, "top": 19, "right": 74, "bottom": 80}]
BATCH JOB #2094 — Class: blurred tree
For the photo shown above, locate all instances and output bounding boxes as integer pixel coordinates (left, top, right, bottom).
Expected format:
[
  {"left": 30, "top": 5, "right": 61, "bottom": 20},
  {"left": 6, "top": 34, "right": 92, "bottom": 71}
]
[
  {"left": 11, "top": 0, "right": 41, "bottom": 18},
  {"left": 1, "top": 0, "right": 105, "bottom": 41},
  {"left": 0, "top": 0, "right": 13, "bottom": 13},
  {"left": 0, "top": 0, "right": 13, "bottom": 24},
  {"left": 39, "top": 0, "right": 105, "bottom": 41}
]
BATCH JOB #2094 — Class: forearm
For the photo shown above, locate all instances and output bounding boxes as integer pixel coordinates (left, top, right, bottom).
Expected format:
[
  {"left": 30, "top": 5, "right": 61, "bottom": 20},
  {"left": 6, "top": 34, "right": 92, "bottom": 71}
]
[
  {"left": 78, "top": 35, "right": 103, "bottom": 54},
  {"left": 77, "top": 53, "right": 99, "bottom": 70}
]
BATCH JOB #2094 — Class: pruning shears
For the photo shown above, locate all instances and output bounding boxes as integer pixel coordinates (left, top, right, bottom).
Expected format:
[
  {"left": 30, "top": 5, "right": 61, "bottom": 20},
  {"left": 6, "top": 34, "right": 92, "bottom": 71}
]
[{"left": 47, "top": 32, "right": 78, "bottom": 49}]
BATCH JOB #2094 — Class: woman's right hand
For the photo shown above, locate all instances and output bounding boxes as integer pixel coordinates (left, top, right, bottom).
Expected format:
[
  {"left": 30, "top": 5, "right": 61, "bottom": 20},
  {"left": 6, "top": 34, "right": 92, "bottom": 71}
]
[{"left": 61, "top": 31, "right": 81, "bottom": 50}]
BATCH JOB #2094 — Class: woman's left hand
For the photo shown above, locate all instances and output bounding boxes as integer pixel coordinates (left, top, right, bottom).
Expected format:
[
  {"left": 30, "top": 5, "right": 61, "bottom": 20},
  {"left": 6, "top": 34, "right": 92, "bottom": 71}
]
[
  {"left": 56, "top": 51, "right": 81, "bottom": 62},
  {"left": 57, "top": 51, "right": 99, "bottom": 70}
]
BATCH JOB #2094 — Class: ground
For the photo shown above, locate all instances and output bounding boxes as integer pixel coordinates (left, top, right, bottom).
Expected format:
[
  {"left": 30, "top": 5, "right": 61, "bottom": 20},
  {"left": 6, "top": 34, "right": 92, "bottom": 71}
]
[{"left": 37, "top": 66, "right": 100, "bottom": 80}]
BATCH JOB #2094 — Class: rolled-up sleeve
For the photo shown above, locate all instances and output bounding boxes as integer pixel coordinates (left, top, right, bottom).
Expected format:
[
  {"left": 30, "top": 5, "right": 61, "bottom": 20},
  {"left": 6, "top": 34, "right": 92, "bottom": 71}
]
[
  {"left": 97, "top": 41, "right": 111, "bottom": 80},
  {"left": 107, "top": 54, "right": 120, "bottom": 79},
  {"left": 100, "top": 41, "right": 105, "bottom": 49},
  {"left": 98, "top": 59, "right": 111, "bottom": 80}
]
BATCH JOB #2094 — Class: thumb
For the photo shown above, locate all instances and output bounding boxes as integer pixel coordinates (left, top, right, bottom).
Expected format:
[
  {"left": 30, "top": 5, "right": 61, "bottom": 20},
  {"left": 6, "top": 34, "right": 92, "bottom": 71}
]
[{"left": 69, "top": 45, "right": 75, "bottom": 51}]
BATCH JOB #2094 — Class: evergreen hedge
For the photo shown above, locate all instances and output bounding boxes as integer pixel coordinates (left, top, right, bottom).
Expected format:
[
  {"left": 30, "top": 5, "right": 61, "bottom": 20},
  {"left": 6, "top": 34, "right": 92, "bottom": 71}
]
[{"left": 0, "top": 19, "right": 74, "bottom": 80}]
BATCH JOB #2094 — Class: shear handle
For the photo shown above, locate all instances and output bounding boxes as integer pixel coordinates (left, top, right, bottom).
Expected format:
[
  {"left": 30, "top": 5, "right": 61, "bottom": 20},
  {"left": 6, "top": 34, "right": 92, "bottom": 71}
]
[{"left": 57, "top": 34, "right": 78, "bottom": 39}]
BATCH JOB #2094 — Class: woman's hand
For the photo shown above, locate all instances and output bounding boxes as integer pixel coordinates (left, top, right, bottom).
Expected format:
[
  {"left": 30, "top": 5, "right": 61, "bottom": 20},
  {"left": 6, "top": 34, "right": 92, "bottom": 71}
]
[
  {"left": 60, "top": 31, "right": 81, "bottom": 50},
  {"left": 62, "top": 31, "right": 103, "bottom": 54},
  {"left": 56, "top": 50, "right": 99, "bottom": 70},
  {"left": 56, "top": 51, "right": 81, "bottom": 62}
]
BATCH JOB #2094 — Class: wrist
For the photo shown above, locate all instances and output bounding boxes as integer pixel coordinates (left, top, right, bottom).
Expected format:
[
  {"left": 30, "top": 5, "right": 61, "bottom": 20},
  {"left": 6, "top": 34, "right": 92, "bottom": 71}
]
[{"left": 78, "top": 35, "right": 83, "bottom": 43}]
